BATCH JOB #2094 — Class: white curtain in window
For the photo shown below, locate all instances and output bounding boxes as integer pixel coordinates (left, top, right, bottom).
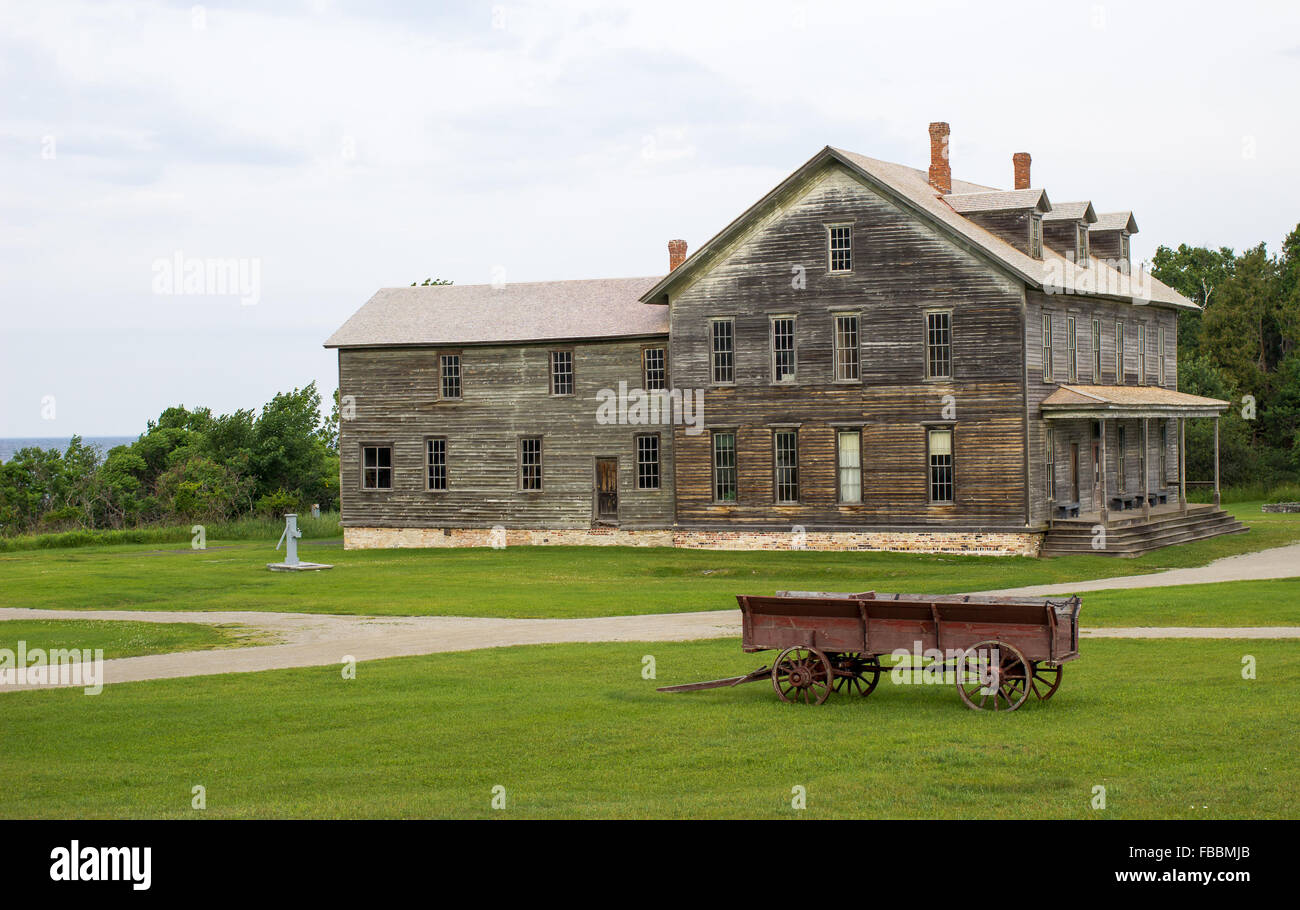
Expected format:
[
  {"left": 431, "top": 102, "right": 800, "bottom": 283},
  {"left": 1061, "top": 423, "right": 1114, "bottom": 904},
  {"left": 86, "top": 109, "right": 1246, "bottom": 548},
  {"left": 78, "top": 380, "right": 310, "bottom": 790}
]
[{"left": 838, "top": 432, "right": 861, "bottom": 502}]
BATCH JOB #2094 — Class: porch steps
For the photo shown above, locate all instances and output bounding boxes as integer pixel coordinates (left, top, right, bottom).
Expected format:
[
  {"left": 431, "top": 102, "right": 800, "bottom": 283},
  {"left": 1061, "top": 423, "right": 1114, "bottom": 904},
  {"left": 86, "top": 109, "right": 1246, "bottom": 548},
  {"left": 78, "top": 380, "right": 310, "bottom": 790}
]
[{"left": 1040, "top": 507, "right": 1247, "bottom": 557}]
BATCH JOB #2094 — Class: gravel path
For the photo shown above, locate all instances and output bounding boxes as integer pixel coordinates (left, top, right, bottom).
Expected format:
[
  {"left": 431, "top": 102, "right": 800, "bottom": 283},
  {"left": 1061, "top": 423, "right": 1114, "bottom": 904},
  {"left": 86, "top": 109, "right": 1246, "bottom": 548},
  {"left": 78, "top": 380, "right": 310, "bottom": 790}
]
[{"left": 1, "top": 603, "right": 1296, "bottom": 692}]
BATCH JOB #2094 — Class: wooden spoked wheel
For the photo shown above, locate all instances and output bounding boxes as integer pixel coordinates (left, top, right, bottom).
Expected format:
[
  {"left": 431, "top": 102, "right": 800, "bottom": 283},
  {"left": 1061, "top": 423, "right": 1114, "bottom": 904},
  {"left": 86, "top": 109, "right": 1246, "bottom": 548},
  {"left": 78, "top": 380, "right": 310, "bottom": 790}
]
[
  {"left": 954, "top": 640, "right": 1032, "bottom": 712},
  {"left": 1027, "top": 662, "right": 1063, "bottom": 700},
  {"left": 829, "top": 652, "right": 882, "bottom": 697},
  {"left": 771, "top": 646, "right": 833, "bottom": 705}
]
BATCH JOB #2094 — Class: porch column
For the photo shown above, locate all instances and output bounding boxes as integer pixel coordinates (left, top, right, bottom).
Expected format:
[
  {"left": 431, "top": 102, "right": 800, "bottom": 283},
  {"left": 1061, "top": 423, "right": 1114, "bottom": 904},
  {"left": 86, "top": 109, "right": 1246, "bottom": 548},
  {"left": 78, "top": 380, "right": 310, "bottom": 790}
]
[
  {"left": 1179, "top": 417, "right": 1187, "bottom": 513},
  {"left": 1099, "top": 417, "right": 1109, "bottom": 526},
  {"left": 1142, "top": 418, "right": 1151, "bottom": 519},
  {"left": 1213, "top": 416, "right": 1221, "bottom": 508}
]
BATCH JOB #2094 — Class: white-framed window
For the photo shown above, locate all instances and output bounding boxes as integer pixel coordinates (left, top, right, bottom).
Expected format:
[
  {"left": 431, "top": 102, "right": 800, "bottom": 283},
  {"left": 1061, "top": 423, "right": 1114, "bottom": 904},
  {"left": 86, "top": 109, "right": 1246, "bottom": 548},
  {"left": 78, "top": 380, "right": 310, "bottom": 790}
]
[
  {"left": 1115, "top": 321, "right": 1125, "bottom": 385},
  {"left": 1067, "top": 316, "right": 1078, "bottom": 382},
  {"left": 440, "top": 354, "right": 461, "bottom": 399},
  {"left": 712, "top": 431, "right": 737, "bottom": 503},
  {"left": 833, "top": 313, "right": 860, "bottom": 381},
  {"left": 1041, "top": 313, "right": 1053, "bottom": 381},
  {"left": 1029, "top": 215, "right": 1043, "bottom": 259},
  {"left": 549, "top": 351, "right": 574, "bottom": 396},
  {"left": 925, "top": 311, "right": 952, "bottom": 379},
  {"left": 770, "top": 316, "right": 796, "bottom": 382},
  {"left": 773, "top": 430, "right": 799, "bottom": 504},
  {"left": 710, "top": 318, "right": 735, "bottom": 385},
  {"left": 1091, "top": 318, "right": 1102, "bottom": 383},
  {"left": 642, "top": 347, "right": 666, "bottom": 391},
  {"left": 1045, "top": 431, "right": 1056, "bottom": 502},
  {"left": 426, "top": 437, "right": 447, "bottom": 491},
  {"left": 827, "top": 224, "right": 852, "bottom": 272},
  {"left": 1137, "top": 323, "right": 1147, "bottom": 385},
  {"left": 1120, "top": 232, "right": 1130, "bottom": 263},
  {"left": 361, "top": 445, "right": 392, "bottom": 490},
  {"left": 1158, "top": 327, "right": 1167, "bottom": 386},
  {"left": 928, "top": 428, "right": 954, "bottom": 503},
  {"left": 636, "top": 434, "right": 660, "bottom": 490},
  {"left": 837, "top": 429, "right": 862, "bottom": 503}
]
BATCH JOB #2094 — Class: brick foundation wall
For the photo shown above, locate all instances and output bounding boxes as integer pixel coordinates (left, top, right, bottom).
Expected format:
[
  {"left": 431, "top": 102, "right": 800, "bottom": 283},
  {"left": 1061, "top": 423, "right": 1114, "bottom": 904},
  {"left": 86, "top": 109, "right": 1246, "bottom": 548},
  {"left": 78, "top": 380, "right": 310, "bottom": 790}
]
[{"left": 344, "top": 526, "right": 1043, "bottom": 557}]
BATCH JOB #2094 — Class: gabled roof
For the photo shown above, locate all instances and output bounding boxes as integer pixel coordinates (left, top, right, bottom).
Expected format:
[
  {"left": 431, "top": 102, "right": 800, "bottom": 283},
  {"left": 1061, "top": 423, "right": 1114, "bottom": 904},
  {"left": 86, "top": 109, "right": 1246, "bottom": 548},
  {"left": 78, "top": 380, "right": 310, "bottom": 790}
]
[
  {"left": 944, "top": 188, "right": 1051, "bottom": 214},
  {"left": 1043, "top": 201, "right": 1098, "bottom": 223},
  {"left": 1092, "top": 211, "right": 1139, "bottom": 233},
  {"left": 638, "top": 146, "right": 1196, "bottom": 311},
  {"left": 1041, "top": 384, "right": 1227, "bottom": 418},
  {"left": 324, "top": 277, "right": 667, "bottom": 349}
]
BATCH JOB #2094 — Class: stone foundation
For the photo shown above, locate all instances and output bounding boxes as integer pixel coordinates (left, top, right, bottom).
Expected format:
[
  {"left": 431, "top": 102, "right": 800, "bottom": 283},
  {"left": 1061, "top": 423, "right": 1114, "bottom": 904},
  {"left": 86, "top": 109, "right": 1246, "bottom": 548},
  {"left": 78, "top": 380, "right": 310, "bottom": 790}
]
[
  {"left": 1262, "top": 502, "right": 1300, "bottom": 513},
  {"left": 344, "top": 526, "right": 1043, "bottom": 557}
]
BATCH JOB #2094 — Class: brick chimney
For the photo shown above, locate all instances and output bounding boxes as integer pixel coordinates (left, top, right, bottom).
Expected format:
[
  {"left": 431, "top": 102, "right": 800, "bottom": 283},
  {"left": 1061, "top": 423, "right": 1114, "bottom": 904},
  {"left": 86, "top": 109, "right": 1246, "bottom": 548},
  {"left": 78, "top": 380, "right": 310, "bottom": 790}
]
[
  {"left": 668, "top": 238, "right": 688, "bottom": 271},
  {"left": 928, "top": 122, "right": 951, "bottom": 195},
  {"left": 1013, "top": 152, "right": 1032, "bottom": 190}
]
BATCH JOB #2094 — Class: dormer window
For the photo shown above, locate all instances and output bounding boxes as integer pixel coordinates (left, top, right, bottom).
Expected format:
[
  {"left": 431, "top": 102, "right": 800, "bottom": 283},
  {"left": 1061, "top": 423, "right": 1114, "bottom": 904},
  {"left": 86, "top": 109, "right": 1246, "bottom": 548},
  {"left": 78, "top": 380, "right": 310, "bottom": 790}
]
[
  {"left": 827, "top": 224, "right": 852, "bottom": 272},
  {"left": 1029, "top": 215, "right": 1043, "bottom": 259},
  {"left": 1120, "top": 232, "right": 1130, "bottom": 262},
  {"left": 1076, "top": 223, "right": 1090, "bottom": 267}
]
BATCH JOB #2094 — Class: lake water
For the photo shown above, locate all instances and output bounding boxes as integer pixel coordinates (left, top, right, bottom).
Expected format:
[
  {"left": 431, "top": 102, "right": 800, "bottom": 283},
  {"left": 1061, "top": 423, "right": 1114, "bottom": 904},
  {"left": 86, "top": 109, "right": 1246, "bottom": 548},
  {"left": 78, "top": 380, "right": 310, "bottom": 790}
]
[{"left": 0, "top": 437, "right": 137, "bottom": 463}]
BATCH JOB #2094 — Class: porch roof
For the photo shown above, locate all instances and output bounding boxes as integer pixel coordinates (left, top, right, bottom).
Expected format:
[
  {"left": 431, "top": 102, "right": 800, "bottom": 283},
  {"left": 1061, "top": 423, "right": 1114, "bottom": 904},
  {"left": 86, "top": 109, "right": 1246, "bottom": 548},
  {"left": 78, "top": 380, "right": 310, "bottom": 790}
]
[{"left": 1040, "top": 384, "right": 1229, "bottom": 419}]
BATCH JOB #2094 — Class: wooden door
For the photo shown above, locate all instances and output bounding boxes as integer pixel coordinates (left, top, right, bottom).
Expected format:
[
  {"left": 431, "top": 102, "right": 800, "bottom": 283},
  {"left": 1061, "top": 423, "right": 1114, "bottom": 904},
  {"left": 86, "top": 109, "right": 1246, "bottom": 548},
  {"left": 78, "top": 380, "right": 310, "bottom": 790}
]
[
  {"left": 595, "top": 458, "right": 618, "bottom": 520},
  {"left": 1069, "top": 443, "right": 1080, "bottom": 503},
  {"left": 1090, "top": 442, "right": 1101, "bottom": 511}
]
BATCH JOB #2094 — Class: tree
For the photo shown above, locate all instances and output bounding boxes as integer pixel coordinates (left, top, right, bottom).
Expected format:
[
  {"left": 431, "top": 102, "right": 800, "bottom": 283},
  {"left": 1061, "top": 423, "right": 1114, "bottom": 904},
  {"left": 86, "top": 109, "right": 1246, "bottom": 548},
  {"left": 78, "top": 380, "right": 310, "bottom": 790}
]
[{"left": 410, "top": 278, "right": 453, "bottom": 286}]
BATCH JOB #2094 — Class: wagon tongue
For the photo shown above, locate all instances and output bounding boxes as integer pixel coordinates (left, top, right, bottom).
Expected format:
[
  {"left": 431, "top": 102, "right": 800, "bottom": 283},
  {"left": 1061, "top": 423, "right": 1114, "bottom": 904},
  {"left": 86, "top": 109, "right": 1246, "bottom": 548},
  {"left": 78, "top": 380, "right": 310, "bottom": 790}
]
[{"left": 656, "top": 666, "right": 770, "bottom": 693}]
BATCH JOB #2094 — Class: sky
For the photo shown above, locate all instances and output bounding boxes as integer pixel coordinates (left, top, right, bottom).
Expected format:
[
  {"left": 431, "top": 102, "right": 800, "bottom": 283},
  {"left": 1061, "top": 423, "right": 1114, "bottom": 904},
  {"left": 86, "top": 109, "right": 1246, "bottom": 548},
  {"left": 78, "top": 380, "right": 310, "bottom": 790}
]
[{"left": 2, "top": 0, "right": 1298, "bottom": 437}]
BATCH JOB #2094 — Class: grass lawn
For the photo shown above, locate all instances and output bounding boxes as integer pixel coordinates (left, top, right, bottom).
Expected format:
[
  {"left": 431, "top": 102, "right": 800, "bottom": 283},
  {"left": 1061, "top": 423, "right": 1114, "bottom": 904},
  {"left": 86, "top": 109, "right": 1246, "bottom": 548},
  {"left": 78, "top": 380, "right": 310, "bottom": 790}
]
[
  {"left": 0, "top": 619, "right": 273, "bottom": 659},
  {"left": 0, "top": 637, "right": 1293, "bottom": 818},
  {"left": 0, "top": 503, "right": 1295, "bottom": 619},
  {"left": 1082, "top": 579, "right": 1300, "bottom": 627}
]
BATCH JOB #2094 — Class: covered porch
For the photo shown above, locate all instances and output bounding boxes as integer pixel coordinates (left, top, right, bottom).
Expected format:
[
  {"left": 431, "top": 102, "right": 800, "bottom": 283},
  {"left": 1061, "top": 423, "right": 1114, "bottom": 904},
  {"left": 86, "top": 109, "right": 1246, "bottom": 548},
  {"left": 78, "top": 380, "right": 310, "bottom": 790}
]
[{"left": 1039, "top": 385, "right": 1242, "bottom": 555}]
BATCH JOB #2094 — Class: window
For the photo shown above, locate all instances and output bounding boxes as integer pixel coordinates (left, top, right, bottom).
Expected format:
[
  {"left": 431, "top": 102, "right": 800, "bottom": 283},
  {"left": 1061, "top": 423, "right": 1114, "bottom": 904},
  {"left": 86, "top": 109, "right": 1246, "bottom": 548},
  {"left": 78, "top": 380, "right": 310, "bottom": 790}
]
[
  {"left": 519, "top": 437, "right": 542, "bottom": 491},
  {"left": 837, "top": 430, "right": 862, "bottom": 503},
  {"left": 636, "top": 434, "right": 660, "bottom": 490},
  {"left": 1158, "top": 327, "right": 1167, "bottom": 386},
  {"left": 1120, "top": 233, "right": 1130, "bottom": 263},
  {"left": 1045, "top": 431, "right": 1056, "bottom": 501},
  {"left": 1091, "top": 318, "right": 1102, "bottom": 383},
  {"left": 439, "top": 354, "right": 461, "bottom": 399},
  {"left": 828, "top": 224, "right": 852, "bottom": 272},
  {"left": 712, "top": 432, "right": 737, "bottom": 502},
  {"left": 1137, "top": 323, "right": 1147, "bottom": 384},
  {"left": 642, "top": 347, "right": 666, "bottom": 391},
  {"left": 1041, "top": 313, "right": 1054, "bottom": 381},
  {"left": 1161, "top": 421, "right": 1171, "bottom": 484},
  {"left": 549, "top": 351, "right": 574, "bottom": 396},
  {"left": 710, "top": 319, "right": 735, "bottom": 384},
  {"left": 771, "top": 316, "right": 796, "bottom": 382},
  {"left": 833, "top": 314, "right": 860, "bottom": 381},
  {"left": 1076, "top": 223, "right": 1090, "bottom": 266},
  {"left": 426, "top": 437, "right": 447, "bottom": 491},
  {"left": 1115, "top": 321, "right": 1125, "bottom": 384},
  {"left": 1066, "top": 316, "right": 1078, "bottom": 382},
  {"left": 1029, "top": 215, "right": 1043, "bottom": 259},
  {"left": 774, "top": 430, "right": 799, "bottom": 503},
  {"left": 1116, "top": 425, "right": 1127, "bottom": 493},
  {"left": 361, "top": 445, "right": 392, "bottom": 490},
  {"left": 928, "top": 428, "right": 954, "bottom": 503},
  {"left": 925, "top": 311, "right": 952, "bottom": 379},
  {"left": 1138, "top": 428, "right": 1148, "bottom": 490}
]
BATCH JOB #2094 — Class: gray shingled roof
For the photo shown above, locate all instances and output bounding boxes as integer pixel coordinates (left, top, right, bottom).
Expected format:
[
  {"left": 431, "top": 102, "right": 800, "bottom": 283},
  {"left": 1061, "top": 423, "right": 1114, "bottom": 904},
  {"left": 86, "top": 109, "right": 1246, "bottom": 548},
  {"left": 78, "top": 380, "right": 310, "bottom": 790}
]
[
  {"left": 944, "top": 188, "right": 1051, "bottom": 214},
  {"left": 324, "top": 277, "right": 667, "bottom": 349},
  {"left": 1043, "top": 200, "right": 1098, "bottom": 223},
  {"left": 640, "top": 146, "right": 1195, "bottom": 311},
  {"left": 1092, "top": 211, "right": 1139, "bottom": 233}
]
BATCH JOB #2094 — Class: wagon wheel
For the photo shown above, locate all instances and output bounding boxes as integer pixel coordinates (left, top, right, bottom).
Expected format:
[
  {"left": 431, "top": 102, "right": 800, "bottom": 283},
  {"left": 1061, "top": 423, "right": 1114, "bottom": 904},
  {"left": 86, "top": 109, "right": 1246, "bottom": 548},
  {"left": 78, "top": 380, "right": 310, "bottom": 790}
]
[
  {"left": 830, "top": 652, "right": 882, "bottom": 697},
  {"left": 771, "top": 646, "right": 833, "bottom": 705},
  {"left": 1028, "top": 662, "right": 1063, "bottom": 700},
  {"left": 954, "top": 640, "right": 1032, "bottom": 712}
]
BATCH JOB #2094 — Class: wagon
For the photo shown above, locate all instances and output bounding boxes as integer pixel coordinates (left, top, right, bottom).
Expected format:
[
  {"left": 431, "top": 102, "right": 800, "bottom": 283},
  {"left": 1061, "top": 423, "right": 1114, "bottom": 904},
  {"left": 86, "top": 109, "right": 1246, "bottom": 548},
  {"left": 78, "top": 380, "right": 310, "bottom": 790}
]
[{"left": 658, "top": 590, "right": 1082, "bottom": 711}]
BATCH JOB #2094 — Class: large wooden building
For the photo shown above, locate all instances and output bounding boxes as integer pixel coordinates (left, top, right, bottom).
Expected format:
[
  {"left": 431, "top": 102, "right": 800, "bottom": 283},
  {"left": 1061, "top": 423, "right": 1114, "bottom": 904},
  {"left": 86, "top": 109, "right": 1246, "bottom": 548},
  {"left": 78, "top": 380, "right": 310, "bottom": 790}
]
[{"left": 326, "top": 122, "right": 1240, "bottom": 556}]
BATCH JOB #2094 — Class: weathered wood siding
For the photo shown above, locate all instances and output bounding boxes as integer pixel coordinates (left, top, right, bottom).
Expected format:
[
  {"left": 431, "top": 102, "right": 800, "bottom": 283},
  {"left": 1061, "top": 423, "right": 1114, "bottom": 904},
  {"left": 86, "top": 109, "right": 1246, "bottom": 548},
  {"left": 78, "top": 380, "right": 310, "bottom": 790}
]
[
  {"left": 667, "top": 163, "right": 1030, "bottom": 531},
  {"left": 1026, "top": 289, "right": 1182, "bottom": 523},
  {"left": 337, "top": 339, "right": 675, "bottom": 529},
  {"left": 963, "top": 210, "right": 1034, "bottom": 256}
]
